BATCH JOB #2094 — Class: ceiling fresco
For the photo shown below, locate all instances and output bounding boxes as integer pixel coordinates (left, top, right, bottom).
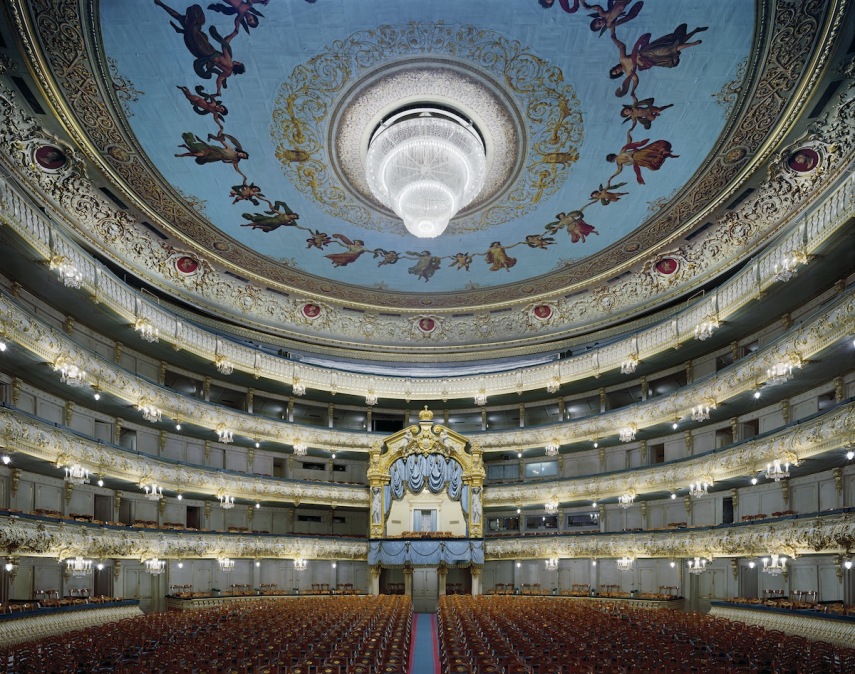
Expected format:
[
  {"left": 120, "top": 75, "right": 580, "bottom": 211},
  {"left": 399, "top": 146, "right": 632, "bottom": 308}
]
[{"left": 98, "top": 0, "right": 753, "bottom": 293}]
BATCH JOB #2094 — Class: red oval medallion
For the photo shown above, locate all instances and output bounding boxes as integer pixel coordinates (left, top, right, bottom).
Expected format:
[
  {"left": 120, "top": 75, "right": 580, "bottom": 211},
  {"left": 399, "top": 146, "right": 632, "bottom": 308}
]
[
  {"left": 533, "top": 305, "right": 552, "bottom": 320},
  {"left": 302, "top": 303, "right": 321, "bottom": 319},
  {"left": 787, "top": 148, "right": 819, "bottom": 173},
  {"left": 175, "top": 256, "right": 199, "bottom": 274},
  {"left": 418, "top": 317, "right": 436, "bottom": 333},
  {"left": 654, "top": 258, "right": 679, "bottom": 275}
]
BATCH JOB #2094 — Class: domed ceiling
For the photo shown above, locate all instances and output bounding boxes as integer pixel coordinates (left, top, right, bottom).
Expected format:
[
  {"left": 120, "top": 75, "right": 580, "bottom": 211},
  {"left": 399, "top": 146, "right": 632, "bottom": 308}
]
[
  {"left": 5, "top": 0, "right": 847, "bottom": 355},
  {"left": 98, "top": 0, "right": 749, "bottom": 294}
]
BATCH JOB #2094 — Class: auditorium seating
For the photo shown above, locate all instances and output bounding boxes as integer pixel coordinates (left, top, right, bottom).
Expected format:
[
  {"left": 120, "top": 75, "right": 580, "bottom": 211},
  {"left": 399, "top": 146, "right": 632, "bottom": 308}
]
[
  {"left": 3, "top": 595, "right": 411, "bottom": 673},
  {"left": 437, "top": 595, "right": 855, "bottom": 673}
]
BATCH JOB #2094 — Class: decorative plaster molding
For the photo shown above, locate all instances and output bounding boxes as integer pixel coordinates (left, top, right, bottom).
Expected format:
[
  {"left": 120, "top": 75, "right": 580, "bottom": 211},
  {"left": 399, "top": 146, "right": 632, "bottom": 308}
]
[
  {"left": 0, "top": 284, "right": 851, "bottom": 454},
  {"left": 0, "top": 515, "right": 368, "bottom": 561},
  {"left": 484, "top": 512, "right": 855, "bottom": 561}
]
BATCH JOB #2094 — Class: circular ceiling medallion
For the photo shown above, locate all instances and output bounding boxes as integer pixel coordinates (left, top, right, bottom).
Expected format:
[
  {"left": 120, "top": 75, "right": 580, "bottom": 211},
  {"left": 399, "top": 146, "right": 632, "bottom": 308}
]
[
  {"left": 654, "top": 258, "right": 680, "bottom": 275},
  {"left": 416, "top": 317, "right": 437, "bottom": 334},
  {"left": 786, "top": 148, "right": 820, "bottom": 173},
  {"left": 301, "top": 303, "right": 322, "bottom": 320},
  {"left": 34, "top": 145, "right": 67, "bottom": 171},
  {"left": 271, "top": 23, "right": 582, "bottom": 235},
  {"left": 175, "top": 256, "right": 199, "bottom": 274},
  {"left": 532, "top": 305, "right": 553, "bottom": 320}
]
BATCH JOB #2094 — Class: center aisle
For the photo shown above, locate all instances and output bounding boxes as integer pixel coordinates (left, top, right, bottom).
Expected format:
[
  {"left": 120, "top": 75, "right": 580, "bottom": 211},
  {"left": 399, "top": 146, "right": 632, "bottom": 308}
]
[{"left": 408, "top": 613, "right": 440, "bottom": 674}]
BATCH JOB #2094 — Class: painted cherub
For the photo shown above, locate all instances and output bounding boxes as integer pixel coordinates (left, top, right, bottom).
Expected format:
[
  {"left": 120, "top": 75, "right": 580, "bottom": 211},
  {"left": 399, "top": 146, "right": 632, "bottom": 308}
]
[
  {"left": 546, "top": 212, "right": 598, "bottom": 243},
  {"left": 449, "top": 253, "right": 473, "bottom": 271},
  {"left": 177, "top": 85, "right": 228, "bottom": 118},
  {"left": 229, "top": 182, "right": 263, "bottom": 204},
  {"left": 207, "top": 0, "right": 269, "bottom": 34},
  {"left": 175, "top": 132, "right": 248, "bottom": 167},
  {"left": 305, "top": 230, "right": 332, "bottom": 250},
  {"left": 620, "top": 98, "right": 673, "bottom": 129},
  {"left": 525, "top": 234, "right": 556, "bottom": 249},
  {"left": 374, "top": 249, "right": 400, "bottom": 267},
  {"left": 590, "top": 182, "right": 628, "bottom": 205},
  {"left": 586, "top": 0, "right": 644, "bottom": 35}
]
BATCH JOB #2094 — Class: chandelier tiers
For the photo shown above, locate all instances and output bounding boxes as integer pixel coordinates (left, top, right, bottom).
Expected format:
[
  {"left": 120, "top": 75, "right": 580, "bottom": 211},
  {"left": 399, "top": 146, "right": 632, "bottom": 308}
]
[
  {"left": 688, "top": 481, "right": 712, "bottom": 499},
  {"left": 66, "top": 557, "right": 92, "bottom": 577},
  {"left": 366, "top": 106, "right": 487, "bottom": 238},
  {"left": 762, "top": 554, "right": 787, "bottom": 576},
  {"left": 219, "top": 494, "right": 235, "bottom": 509},
  {"left": 144, "top": 558, "right": 166, "bottom": 575},
  {"left": 218, "top": 557, "right": 235, "bottom": 573},
  {"left": 765, "top": 460, "right": 790, "bottom": 482},
  {"left": 64, "top": 464, "right": 90, "bottom": 485},
  {"left": 294, "top": 558, "right": 308, "bottom": 571},
  {"left": 144, "top": 484, "right": 163, "bottom": 501},
  {"left": 54, "top": 356, "right": 87, "bottom": 388},
  {"left": 616, "top": 557, "right": 634, "bottom": 572},
  {"left": 545, "top": 557, "right": 559, "bottom": 571}
]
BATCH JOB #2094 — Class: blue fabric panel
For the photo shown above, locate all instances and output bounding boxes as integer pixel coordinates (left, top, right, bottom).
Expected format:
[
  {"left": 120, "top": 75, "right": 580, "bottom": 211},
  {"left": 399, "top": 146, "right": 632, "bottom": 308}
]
[{"left": 368, "top": 539, "right": 484, "bottom": 566}]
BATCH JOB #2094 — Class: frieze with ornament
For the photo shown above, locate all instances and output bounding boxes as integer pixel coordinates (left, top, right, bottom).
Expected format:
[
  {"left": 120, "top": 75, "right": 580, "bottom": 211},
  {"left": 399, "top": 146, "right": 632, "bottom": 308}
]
[
  {"left": 484, "top": 511, "right": 855, "bottom": 561},
  {"left": 0, "top": 284, "right": 851, "bottom": 455},
  {"left": 0, "top": 514, "right": 368, "bottom": 561},
  {"left": 0, "top": 1, "right": 848, "bottom": 329},
  {"left": 0, "top": 408, "right": 367, "bottom": 509}
]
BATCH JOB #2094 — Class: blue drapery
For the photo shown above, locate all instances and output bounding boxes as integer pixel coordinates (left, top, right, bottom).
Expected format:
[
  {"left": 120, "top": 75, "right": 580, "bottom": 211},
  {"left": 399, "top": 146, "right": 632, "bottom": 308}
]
[
  {"left": 388, "top": 455, "right": 464, "bottom": 501},
  {"left": 368, "top": 539, "right": 484, "bottom": 566}
]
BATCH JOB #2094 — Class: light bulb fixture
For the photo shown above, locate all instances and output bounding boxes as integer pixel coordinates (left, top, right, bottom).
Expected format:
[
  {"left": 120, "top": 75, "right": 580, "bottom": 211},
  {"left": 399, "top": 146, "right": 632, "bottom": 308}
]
[
  {"left": 616, "top": 557, "right": 634, "bottom": 572},
  {"left": 593, "top": 441, "right": 599, "bottom": 449},
  {"left": 515, "top": 561, "right": 521, "bottom": 568},
  {"left": 92, "top": 387, "right": 101, "bottom": 401},
  {"left": 97, "top": 478, "right": 104, "bottom": 487},
  {"left": 688, "top": 481, "right": 711, "bottom": 499},
  {"left": 546, "top": 377, "right": 560, "bottom": 394},
  {"left": 134, "top": 317, "right": 159, "bottom": 343},
  {"left": 138, "top": 400, "right": 162, "bottom": 424},
  {"left": 764, "top": 460, "right": 790, "bottom": 482},
  {"left": 175, "top": 421, "right": 182, "bottom": 431},
  {"left": 694, "top": 315, "right": 719, "bottom": 341},
  {"left": 544, "top": 501, "right": 559, "bottom": 515},
  {"left": 255, "top": 560, "right": 261, "bottom": 568},
  {"left": 844, "top": 558, "right": 853, "bottom": 571},
  {"left": 293, "top": 442, "right": 307, "bottom": 456},
  {"left": 669, "top": 561, "right": 676, "bottom": 568},
  {"left": 96, "top": 562, "right": 105, "bottom": 571},
  {"left": 687, "top": 557, "right": 707, "bottom": 575},
  {"left": 545, "top": 442, "right": 560, "bottom": 457},
  {"left": 670, "top": 492, "right": 677, "bottom": 500},
  {"left": 0, "top": 340, "right": 6, "bottom": 352},
  {"left": 753, "top": 389, "right": 762, "bottom": 399},
  {"left": 176, "top": 492, "right": 183, "bottom": 501},
  {"left": 591, "top": 560, "right": 597, "bottom": 566},
  {"left": 292, "top": 381, "right": 306, "bottom": 396},
  {"left": 66, "top": 557, "right": 92, "bottom": 577},
  {"left": 219, "top": 494, "right": 235, "bottom": 509},
  {"left": 620, "top": 355, "right": 639, "bottom": 375},
  {"left": 255, "top": 502, "right": 261, "bottom": 509},
  {"left": 177, "top": 561, "right": 184, "bottom": 569},
  {"left": 54, "top": 356, "right": 87, "bottom": 388},
  {"left": 366, "top": 107, "right": 486, "bottom": 239},
  {"left": 365, "top": 393, "right": 378, "bottom": 406},
  {"left": 64, "top": 464, "right": 89, "bottom": 485},
  {"left": 294, "top": 558, "right": 307, "bottom": 571},
  {"left": 750, "top": 476, "right": 758, "bottom": 485},
  {"left": 218, "top": 557, "right": 235, "bottom": 573},
  {"left": 474, "top": 392, "right": 488, "bottom": 406},
  {"left": 619, "top": 425, "right": 637, "bottom": 442},
  {"left": 761, "top": 554, "right": 787, "bottom": 576},
  {"left": 772, "top": 251, "right": 807, "bottom": 283},
  {"left": 691, "top": 398, "right": 716, "bottom": 422},
  {"left": 144, "top": 558, "right": 166, "bottom": 575},
  {"left": 765, "top": 353, "right": 802, "bottom": 387},
  {"left": 214, "top": 354, "right": 234, "bottom": 376},
  {"left": 672, "top": 421, "right": 679, "bottom": 430},
  {"left": 4, "top": 561, "right": 15, "bottom": 573},
  {"left": 216, "top": 425, "right": 234, "bottom": 444},
  {"left": 144, "top": 484, "right": 163, "bottom": 501},
  {"left": 517, "top": 452, "right": 523, "bottom": 459},
  {"left": 748, "top": 561, "right": 756, "bottom": 569},
  {"left": 545, "top": 557, "right": 559, "bottom": 571},
  {"left": 331, "top": 452, "right": 337, "bottom": 460},
  {"left": 49, "top": 254, "right": 83, "bottom": 288},
  {"left": 1, "top": 454, "right": 10, "bottom": 465},
  {"left": 846, "top": 450, "right": 854, "bottom": 461},
  {"left": 618, "top": 493, "right": 635, "bottom": 509}
]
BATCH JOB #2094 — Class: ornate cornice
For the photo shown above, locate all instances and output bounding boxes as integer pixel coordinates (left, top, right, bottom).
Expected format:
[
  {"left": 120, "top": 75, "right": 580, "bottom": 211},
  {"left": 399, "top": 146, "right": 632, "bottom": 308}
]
[
  {"left": 0, "top": 514, "right": 368, "bottom": 561},
  {"left": 0, "top": 6, "right": 851, "bottom": 353},
  {"left": 484, "top": 401, "right": 854, "bottom": 507},
  {"left": 0, "top": 408, "right": 368, "bottom": 508},
  {"left": 484, "top": 511, "right": 855, "bottom": 560}
]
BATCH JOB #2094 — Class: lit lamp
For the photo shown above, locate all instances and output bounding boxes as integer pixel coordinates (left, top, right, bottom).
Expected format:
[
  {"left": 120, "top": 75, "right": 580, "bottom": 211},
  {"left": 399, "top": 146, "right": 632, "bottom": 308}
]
[
  {"left": 762, "top": 554, "right": 787, "bottom": 576},
  {"left": 66, "top": 557, "right": 92, "bottom": 577},
  {"left": 144, "top": 558, "right": 166, "bottom": 575},
  {"left": 366, "top": 107, "right": 486, "bottom": 239},
  {"left": 616, "top": 557, "right": 634, "bottom": 572},
  {"left": 687, "top": 557, "right": 707, "bottom": 575}
]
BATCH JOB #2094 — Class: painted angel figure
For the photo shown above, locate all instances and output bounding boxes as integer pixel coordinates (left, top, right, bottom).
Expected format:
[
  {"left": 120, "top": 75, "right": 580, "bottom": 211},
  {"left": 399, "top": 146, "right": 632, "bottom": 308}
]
[{"left": 606, "top": 138, "right": 678, "bottom": 184}]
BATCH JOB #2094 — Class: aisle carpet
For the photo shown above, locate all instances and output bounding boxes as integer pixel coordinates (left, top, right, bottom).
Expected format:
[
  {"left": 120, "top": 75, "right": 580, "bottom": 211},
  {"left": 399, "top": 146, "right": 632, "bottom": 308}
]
[{"left": 408, "top": 613, "right": 440, "bottom": 674}]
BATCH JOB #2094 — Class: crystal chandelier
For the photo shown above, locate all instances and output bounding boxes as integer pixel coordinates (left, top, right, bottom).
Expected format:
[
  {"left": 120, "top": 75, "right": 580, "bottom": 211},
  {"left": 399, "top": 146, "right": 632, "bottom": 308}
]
[
  {"left": 54, "top": 356, "right": 87, "bottom": 388},
  {"left": 688, "top": 481, "right": 711, "bottom": 498},
  {"left": 219, "top": 494, "right": 235, "bottom": 509},
  {"left": 138, "top": 400, "right": 162, "bottom": 424},
  {"left": 545, "top": 557, "right": 559, "bottom": 571},
  {"left": 366, "top": 107, "right": 486, "bottom": 238},
  {"left": 293, "top": 442, "right": 307, "bottom": 456},
  {"left": 766, "top": 355, "right": 801, "bottom": 386},
  {"left": 687, "top": 557, "right": 707, "bottom": 575},
  {"left": 65, "top": 464, "right": 90, "bottom": 485},
  {"left": 694, "top": 315, "right": 719, "bottom": 341},
  {"left": 292, "top": 381, "right": 306, "bottom": 396},
  {"left": 144, "top": 484, "right": 163, "bottom": 501},
  {"left": 616, "top": 556, "right": 633, "bottom": 572},
  {"left": 545, "top": 442, "right": 559, "bottom": 457},
  {"left": 620, "top": 355, "right": 639, "bottom": 375},
  {"left": 218, "top": 557, "right": 235, "bottom": 573},
  {"left": 545, "top": 501, "right": 559, "bottom": 515},
  {"left": 619, "top": 425, "right": 636, "bottom": 442},
  {"left": 474, "top": 392, "right": 487, "bottom": 406},
  {"left": 144, "top": 558, "right": 166, "bottom": 575},
  {"left": 773, "top": 251, "right": 806, "bottom": 283},
  {"left": 216, "top": 425, "right": 233, "bottom": 444},
  {"left": 762, "top": 554, "right": 787, "bottom": 576},
  {"left": 294, "top": 558, "right": 307, "bottom": 571},
  {"left": 764, "top": 460, "right": 790, "bottom": 482},
  {"left": 50, "top": 254, "right": 83, "bottom": 289},
  {"left": 618, "top": 493, "right": 635, "bottom": 509},
  {"left": 691, "top": 398, "right": 715, "bottom": 421},
  {"left": 66, "top": 557, "right": 92, "bottom": 577},
  {"left": 365, "top": 393, "right": 378, "bottom": 406},
  {"left": 134, "top": 317, "right": 159, "bottom": 343},
  {"left": 215, "top": 354, "right": 234, "bottom": 376},
  {"left": 546, "top": 377, "right": 560, "bottom": 394}
]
